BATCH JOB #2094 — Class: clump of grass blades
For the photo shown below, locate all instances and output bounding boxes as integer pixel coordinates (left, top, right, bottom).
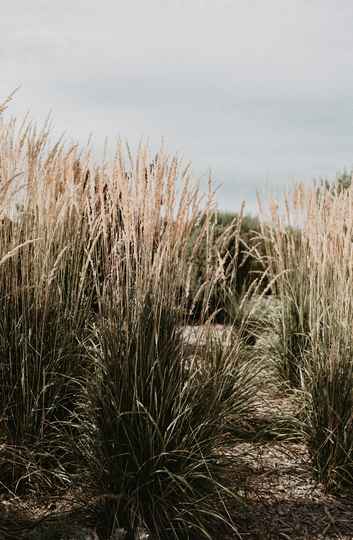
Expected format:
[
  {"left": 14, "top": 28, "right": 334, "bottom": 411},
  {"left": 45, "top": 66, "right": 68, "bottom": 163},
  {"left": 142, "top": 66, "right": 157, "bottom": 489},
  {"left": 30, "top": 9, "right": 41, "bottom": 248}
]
[
  {"left": 260, "top": 182, "right": 353, "bottom": 494},
  {"left": 272, "top": 292, "right": 311, "bottom": 389},
  {"left": 71, "top": 147, "right": 256, "bottom": 538},
  {"left": 190, "top": 326, "right": 263, "bottom": 441},
  {"left": 0, "top": 209, "right": 96, "bottom": 493},
  {"left": 187, "top": 210, "right": 267, "bottom": 325},
  {"left": 258, "top": 198, "right": 313, "bottom": 389},
  {"left": 0, "top": 109, "right": 122, "bottom": 493},
  {"left": 78, "top": 290, "right": 256, "bottom": 539},
  {"left": 0, "top": 301, "right": 83, "bottom": 492},
  {"left": 305, "top": 334, "right": 353, "bottom": 492},
  {"left": 297, "top": 185, "right": 353, "bottom": 492}
]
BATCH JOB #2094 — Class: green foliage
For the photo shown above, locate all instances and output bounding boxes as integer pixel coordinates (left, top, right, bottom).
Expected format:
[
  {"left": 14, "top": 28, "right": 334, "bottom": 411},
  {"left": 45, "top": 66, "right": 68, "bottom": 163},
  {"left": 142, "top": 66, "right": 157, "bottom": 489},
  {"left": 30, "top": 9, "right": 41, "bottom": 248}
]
[
  {"left": 188, "top": 211, "right": 267, "bottom": 324},
  {"left": 271, "top": 293, "right": 311, "bottom": 389},
  {"left": 260, "top": 219, "right": 312, "bottom": 389},
  {"left": 0, "top": 212, "right": 94, "bottom": 493},
  {"left": 305, "top": 334, "right": 353, "bottom": 492}
]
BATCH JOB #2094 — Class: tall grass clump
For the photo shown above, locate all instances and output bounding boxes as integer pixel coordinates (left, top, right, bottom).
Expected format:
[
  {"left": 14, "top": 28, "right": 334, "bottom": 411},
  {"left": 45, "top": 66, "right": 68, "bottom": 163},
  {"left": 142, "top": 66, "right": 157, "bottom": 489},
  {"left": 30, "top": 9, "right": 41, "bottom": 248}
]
[
  {"left": 75, "top": 148, "right": 258, "bottom": 539},
  {"left": 80, "top": 291, "right": 257, "bottom": 539},
  {"left": 260, "top": 181, "right": 353, "bottom": 492},
  {"left": 301, "top": 184, "right": 353, "bottom": 491},
  {"left": 0, "top": 114, "right": 100, "bottom": 492},
  {"left": 258, "top": 196, "right": 312, "bottom": 388},
  {"left": 307, "top": 329, "right": 353, "bottom": 491}
]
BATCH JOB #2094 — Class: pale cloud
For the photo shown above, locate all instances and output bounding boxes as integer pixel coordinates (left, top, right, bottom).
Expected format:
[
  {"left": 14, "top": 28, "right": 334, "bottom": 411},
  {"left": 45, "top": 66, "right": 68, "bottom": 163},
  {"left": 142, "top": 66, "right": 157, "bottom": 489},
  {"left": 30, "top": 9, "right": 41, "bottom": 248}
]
[{"left": 1, "top": 0, "right": 353, "bottom": 213}]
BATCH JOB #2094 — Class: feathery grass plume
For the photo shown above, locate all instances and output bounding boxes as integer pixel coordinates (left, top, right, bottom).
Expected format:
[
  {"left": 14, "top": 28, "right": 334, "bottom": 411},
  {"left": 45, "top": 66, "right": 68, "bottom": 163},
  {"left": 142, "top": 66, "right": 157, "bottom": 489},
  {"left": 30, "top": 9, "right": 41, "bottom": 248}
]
[{"left": 73, "top": 145, "right": 254, "bottom": 539}]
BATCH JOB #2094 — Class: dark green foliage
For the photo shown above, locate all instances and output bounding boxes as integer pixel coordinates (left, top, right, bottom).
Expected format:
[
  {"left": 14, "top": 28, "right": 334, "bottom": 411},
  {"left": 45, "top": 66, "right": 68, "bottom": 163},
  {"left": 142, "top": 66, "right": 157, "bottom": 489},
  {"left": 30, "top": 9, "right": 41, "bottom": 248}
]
[
  {"left": 262, "top": 225, "right": 312, "bottom": 389},
  {"left": 187, "top": 211, "right": 267, "bottom": 324},
  {"left": 0, "top": 311, "right": 84, "bottom": 493},
  {"left": 305, "top": 338, "right": 353, "bottom": 492},
  {"left": 0, "top": 213, "right": 94, "bottom": 493},
  {"left": 273, "top": 296, "right": 311, "bottom": 389},
  {"left": 77, "top": 288, "right": 256, "bottom": 538}
]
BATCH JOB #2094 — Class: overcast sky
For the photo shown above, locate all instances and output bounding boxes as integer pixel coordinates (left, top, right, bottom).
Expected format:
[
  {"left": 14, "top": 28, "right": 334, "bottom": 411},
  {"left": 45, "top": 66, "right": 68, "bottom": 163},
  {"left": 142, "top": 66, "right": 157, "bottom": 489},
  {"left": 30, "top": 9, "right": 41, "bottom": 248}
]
[{"left": 1, "top": 0, "right": 353, "bottom": 213}]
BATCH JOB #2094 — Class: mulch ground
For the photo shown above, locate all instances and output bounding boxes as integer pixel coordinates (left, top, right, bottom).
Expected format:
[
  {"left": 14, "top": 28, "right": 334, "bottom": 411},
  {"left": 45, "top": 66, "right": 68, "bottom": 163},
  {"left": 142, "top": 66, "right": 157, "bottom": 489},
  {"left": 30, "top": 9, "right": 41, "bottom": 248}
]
[{"left": 231, "top": 441, "right": 353, "bottom": 539}]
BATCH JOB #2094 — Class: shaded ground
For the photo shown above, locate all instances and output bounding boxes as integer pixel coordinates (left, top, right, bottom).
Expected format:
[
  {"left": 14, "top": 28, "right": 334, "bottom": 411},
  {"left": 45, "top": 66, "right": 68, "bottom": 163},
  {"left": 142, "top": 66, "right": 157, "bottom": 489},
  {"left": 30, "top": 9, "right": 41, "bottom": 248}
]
[{"left": 233, "top": 442, "right": 353, "bottom": 539}]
